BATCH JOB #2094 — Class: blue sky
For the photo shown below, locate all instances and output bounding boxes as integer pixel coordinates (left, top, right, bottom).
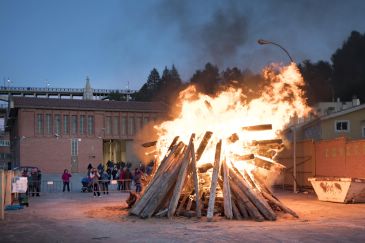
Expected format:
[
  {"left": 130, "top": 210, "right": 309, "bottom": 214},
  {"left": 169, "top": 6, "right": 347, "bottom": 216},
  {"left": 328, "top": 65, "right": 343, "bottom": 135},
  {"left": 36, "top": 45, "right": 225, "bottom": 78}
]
[{"left": 1, "top": 0, "right": 365, "bottom": 90}]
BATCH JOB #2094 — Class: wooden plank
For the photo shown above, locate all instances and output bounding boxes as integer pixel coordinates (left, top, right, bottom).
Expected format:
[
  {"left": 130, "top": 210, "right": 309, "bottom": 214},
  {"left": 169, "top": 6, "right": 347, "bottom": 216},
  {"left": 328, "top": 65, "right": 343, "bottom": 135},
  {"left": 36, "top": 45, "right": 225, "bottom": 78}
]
[
  {"left": 207, "top": 140, "right": 222, "bottom": 221},
  {"left": 261, "top": 191, "right": 299, "bottom": 218},
  {"left": 130, "top": 143, "right": 184, "bottom": 216},
  {"left": 229, "top": 167, "right": 276, "bottom": 221},
  {"left": 5, "top": 170, "right": 14, "bottom": 206},
  {"left": 168, "top": 134, "right": 194, "bottom": 218},
  {"left": 231, "top": 197, "right": 242, "bottom": 220},
  {"left": 155, "top": 208, "right": 168, "bottom": 217},
  {"left": 176, "top": 193, "right": 190, "bottom": 215},
  {"left": 196, "top": 131, "right": 213, "bottom": 162},
  {"left": 141, "top": 141, "right": 157, "bottom": 147},
  {"left": 229, "top": 179, "right": 264, "bottom": 221},
  {"left": 190, "top": 138, "right": 201, "bottom": 218},
  {"left": 0, "top": 170, "right": 4, "bottom": 220},
  {"left": 242, "top": 124, "right": 272, "bottom": 131},
  {"left": 222, "top": 158, "right": 233, "bottom": 219},
  {"left": 252, "top": 139, "right": 282, "bottom": 145},
  {"left": 198, "top": 163, "right": 213, "bottom": 173},
  {"left": 140, "top": 145, "right": 188, "bottom": 218}
]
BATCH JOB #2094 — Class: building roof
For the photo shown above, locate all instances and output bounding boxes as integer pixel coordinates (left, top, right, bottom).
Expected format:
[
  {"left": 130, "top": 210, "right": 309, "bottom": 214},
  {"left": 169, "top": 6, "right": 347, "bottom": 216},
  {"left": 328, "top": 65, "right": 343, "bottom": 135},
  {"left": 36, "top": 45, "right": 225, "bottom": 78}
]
[
  {"left": 319, "top": 103, "right": 365, "bottom": 121},
  {"left": 9, "top": 96, "right": 168, "bottom": 113}
]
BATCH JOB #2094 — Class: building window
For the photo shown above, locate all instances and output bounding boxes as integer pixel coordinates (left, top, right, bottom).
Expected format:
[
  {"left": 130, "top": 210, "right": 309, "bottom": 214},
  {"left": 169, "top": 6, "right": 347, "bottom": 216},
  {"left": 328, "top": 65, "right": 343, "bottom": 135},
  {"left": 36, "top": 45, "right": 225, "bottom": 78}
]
[
  {"left": 128, "top": 117, "right": 134, "bottom": 136},
  {"left": 105, "top": 116, "right": 112, "bottom": 135},
  {"left": 80, "top": 115, "right": 85, "bottom": 135},
  {"left": 37, "top": 114, "right": 43, "bottom": 135},
  {"left": 71, "top": 139, "right": 78, "bottom": 156},
  {"left": 0, "top": 140, "right": 10, "bottom": 147},
  {"left": 113, "top": 116, "right": 119, "bottom": 135},
  {"left": 362, "top": 127, "right": 365, "bottom": 138},
  {"left": 87, "top": 115, "right": 94, "bottom": 135},
  {"left": 71, "top": 115, "right": 77, "bottom": 135},
  {"left": 63, "top": 115, "right": 69, "bottom": 134},
  {"left": 136, "top": 117, "right": 142, "bottom": 133},
  {"left": 335, "top": 120, "right": 350, "bottom": 132},
  {"left": 121, "top": 117, "right": 127, "bottom": 136},
  {"left": 54, "top": 114, "right": 61, "bottom": 135},
  {"left": 143, "top": 117, "right": 149, "bottom": 126},
  {"left": 46, "top": 114, "right": 52, "bottom": 135}
]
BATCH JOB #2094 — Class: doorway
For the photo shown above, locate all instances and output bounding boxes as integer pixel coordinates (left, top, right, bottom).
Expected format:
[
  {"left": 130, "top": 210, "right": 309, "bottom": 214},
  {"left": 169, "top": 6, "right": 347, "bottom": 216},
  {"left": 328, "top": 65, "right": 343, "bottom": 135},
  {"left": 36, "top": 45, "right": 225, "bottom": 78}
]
[{"left": 102, "top": 139, "right": 126, "bottom": 164}]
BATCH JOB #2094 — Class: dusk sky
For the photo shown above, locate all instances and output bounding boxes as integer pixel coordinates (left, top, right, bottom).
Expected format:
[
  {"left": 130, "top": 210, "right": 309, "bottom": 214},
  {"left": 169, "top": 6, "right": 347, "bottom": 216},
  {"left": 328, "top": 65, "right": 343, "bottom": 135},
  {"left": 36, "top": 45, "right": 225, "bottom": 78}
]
[{"left": 1, "top": 0, "right": 365, "bottom": 90}]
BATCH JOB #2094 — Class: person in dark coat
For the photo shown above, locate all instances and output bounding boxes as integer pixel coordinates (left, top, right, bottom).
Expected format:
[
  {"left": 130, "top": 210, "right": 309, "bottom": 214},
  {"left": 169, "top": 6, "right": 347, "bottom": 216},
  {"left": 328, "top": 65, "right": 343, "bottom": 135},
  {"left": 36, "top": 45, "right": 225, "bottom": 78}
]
[
  {"left": 29, "top": 168, "right": 40, "bottom": 196},
  {"left": 134, "top": 168, "right": 142, "bottom": 193}
]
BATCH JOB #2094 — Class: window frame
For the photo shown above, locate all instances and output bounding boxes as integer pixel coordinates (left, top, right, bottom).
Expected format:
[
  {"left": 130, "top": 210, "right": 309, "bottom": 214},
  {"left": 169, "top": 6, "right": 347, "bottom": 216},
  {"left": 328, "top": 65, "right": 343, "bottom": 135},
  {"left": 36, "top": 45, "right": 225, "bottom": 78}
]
[{"left": 334, "top": 120, "right": 350, "bottom": 133}]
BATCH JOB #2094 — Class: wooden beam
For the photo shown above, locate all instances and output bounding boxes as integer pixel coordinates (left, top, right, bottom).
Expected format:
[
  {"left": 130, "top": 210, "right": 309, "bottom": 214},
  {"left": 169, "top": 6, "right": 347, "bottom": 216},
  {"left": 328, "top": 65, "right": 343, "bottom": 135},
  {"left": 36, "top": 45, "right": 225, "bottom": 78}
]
[
  {"left": 140, "top": 145, "right": 188, "bottom": 218},
  {"left": 141, "top": 141, "right": 157, "bottom": 148},
  {"left": 231, "top": 197, "right": 242, "bottom": 220},
  {"left": 190, "top": 138, "right": 201, "bottom": 218},
  {"left": 222, "top": 158, "right": 233, "bottom": 219},
  {"left": 168, "top": 134, "right": 194, "bottom": 218},
  {"left": 252, "top": 139, "right": 282, "bottom": 146},
  {"left": 196, "top": 131, "right": 213, "bottom": 162},
  {"left": 242, "top": 124, "right": 272, "bottom": 131},
  {"left": 5, "top": 170, "right": 13, "bottom": 206},
  {"left": 261, "top": 191, "right": 299, "bottom": 218},
  {"left": 229, "top": 167, "right": 276, "bottom": 221},
  {"left": 130, "top": 143, "right": 184, "bottom": 216},
  {"left": 229, "top": 179, "right": 264, "bottom": 221},
  {"left": 207, "top": 140, "right": 222, "bottom": 221}
]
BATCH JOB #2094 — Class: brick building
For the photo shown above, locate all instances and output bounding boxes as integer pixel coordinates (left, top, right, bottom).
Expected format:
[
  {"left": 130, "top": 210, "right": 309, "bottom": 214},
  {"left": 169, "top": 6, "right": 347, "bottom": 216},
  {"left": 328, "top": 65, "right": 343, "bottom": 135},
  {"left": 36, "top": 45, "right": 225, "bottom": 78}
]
[{"left": 6, "top": 97, "right": 167, "bottom": 173}]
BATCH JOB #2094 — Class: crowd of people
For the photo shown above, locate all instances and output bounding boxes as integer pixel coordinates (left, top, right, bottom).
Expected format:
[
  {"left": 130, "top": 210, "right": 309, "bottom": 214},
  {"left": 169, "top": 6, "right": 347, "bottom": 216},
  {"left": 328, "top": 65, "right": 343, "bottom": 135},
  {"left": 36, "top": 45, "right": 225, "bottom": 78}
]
[
  {"left": 80, "top": 160, "right": 154, "bottom": 197},
  {"left": 21, "top": 160, "right": 154, "bottom": 197},
  {"left": 21, "top": 168, "right": 42, "bottom": 196}
]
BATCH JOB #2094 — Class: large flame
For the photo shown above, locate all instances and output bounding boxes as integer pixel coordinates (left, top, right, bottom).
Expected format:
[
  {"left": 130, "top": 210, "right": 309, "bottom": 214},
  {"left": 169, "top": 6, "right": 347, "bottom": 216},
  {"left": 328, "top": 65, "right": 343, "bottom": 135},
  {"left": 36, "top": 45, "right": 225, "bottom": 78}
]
[{"left": 154, "top": 63, "right": 311, "bottom": 172}]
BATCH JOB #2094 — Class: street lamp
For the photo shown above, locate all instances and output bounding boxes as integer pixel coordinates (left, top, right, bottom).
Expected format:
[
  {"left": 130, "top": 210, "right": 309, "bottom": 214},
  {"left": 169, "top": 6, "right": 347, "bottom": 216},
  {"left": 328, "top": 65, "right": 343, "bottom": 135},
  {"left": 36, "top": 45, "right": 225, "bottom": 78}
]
[
  {"left": 257, "top": 38, "right": 297, "bottom": 193},
  {"left": 257, "top": 39, "right": 294, "bottom": 63}
]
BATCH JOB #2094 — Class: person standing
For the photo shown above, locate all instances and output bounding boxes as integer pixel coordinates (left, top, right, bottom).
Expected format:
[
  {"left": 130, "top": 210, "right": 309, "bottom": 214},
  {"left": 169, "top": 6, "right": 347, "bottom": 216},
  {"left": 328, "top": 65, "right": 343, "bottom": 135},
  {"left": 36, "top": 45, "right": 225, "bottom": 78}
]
[
  {"left": 100, "top": 170, "right": 110, "bottom": 195},
  {"left": 62, "top": 169, "right": 72, "bottom": 192},
  {"left": 134, "top": 168, "right": 142, "bottom": 193},
  {"left": 29, "top": 168, "right": 40, "bottom": 196},
  {"left": 89, "top": 168, "right": 101, "bottom": 197}
]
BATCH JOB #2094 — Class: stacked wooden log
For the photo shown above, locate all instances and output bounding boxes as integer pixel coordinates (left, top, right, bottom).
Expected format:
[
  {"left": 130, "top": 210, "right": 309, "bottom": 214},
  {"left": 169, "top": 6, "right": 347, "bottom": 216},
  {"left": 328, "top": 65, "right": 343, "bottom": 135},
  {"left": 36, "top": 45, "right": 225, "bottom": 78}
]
[{"left": 130, "top": 126, "right": 298, "bottom": 221}]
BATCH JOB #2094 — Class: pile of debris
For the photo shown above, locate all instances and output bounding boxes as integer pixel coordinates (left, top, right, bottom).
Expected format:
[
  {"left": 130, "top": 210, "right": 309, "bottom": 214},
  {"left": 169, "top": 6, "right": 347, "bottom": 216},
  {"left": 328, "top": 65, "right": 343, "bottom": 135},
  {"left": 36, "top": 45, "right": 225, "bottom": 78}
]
[{"left": 130, "top": 125, "right": 298, "bottom": 221}]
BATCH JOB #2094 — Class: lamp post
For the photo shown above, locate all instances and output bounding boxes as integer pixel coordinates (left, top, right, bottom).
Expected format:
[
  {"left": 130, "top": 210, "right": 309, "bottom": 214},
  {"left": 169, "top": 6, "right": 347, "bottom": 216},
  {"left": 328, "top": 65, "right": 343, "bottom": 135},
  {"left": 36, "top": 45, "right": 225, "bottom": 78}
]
[
  {"left": 257, "top": 38, "right": 297, "bottom": 193},
  {"left": 257, "top": 39, "right": 294, "bottom": 63}
]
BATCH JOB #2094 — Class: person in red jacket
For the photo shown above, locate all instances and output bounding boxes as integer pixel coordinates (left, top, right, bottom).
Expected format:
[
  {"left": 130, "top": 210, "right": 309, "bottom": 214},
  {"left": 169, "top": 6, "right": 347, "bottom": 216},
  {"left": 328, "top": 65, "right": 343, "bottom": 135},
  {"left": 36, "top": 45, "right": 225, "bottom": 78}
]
[{"left": 62, "top": 169, "right": 72, "bottom": 192}]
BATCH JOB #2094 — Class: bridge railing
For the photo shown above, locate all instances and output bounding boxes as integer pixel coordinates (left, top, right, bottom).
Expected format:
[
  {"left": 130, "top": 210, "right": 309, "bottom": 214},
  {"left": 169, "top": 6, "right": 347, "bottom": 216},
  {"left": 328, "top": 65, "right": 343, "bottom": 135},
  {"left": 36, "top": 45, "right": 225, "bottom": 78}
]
[{"left": 0, "top": 86, "right": 137, "bottom": 94}]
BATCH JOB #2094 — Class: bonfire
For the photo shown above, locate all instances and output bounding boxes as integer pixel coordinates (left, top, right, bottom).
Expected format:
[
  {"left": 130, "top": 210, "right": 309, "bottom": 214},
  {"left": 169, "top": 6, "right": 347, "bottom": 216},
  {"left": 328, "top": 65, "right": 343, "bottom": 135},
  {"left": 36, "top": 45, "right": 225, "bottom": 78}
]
[{"left": 130, "top": 63, "right": 311, "bottom": 221}]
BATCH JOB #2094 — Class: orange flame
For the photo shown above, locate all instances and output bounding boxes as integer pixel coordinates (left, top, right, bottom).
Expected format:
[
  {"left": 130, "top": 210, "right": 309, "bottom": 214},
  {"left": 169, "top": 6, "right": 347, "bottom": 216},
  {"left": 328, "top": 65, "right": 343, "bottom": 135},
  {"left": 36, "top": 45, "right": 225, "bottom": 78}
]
[{"left": 154, "top": 63, "right": 311, "bottom": 171}]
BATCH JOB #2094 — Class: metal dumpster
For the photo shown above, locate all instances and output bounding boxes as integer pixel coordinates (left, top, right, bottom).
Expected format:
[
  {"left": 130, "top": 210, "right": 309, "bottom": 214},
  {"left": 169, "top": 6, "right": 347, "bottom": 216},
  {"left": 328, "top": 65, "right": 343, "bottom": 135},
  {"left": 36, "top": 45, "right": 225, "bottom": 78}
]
[{"left": 308, "top": 177, "right": 365, "bottom": 203}]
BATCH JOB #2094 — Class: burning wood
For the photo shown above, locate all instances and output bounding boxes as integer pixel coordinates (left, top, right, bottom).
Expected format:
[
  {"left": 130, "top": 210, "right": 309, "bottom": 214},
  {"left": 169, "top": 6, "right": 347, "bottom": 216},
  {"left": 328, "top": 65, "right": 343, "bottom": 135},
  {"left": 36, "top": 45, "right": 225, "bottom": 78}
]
[
  {"left": 242, "top": 124, "right": 272, "bottom": 131},
  {"left": 130, "top": 134, "right": 298, "bottom": 222},
  {"left": 130, "top": 63, "right": 309, "bottom": 221},
  {"left": 141, "top": 141, "right": 157, "bottom": 148}
]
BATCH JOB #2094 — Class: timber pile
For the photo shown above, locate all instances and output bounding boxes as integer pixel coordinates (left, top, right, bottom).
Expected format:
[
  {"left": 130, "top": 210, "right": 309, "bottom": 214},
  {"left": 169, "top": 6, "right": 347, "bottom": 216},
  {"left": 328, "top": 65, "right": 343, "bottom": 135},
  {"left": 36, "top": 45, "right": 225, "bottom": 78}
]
[{"left": 130, "top": 125, "right": 298, "bottom": 221}]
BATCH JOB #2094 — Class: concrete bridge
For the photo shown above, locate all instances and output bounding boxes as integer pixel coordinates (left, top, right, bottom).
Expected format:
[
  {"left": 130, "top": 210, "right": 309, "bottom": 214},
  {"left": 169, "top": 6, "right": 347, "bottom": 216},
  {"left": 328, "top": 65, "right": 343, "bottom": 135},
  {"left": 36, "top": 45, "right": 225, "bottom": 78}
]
[{"left": 0, "top": 86, "right": 137, "bottom": 101}]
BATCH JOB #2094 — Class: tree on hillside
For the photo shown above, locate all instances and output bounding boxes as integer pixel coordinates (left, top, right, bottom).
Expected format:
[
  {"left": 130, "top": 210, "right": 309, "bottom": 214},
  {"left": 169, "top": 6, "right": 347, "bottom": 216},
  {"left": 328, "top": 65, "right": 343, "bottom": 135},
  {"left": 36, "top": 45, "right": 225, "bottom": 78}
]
[
  {"left": 299, "top": 60, "right": 333, "bottom": 105},
  {"left": 133, "top": 68, "right": 161, "bottom": 101},
  {"left": 331, "top": 31, "right": 365, "bottom": 101},
  {"left": 190, "top": 63, "right": 220, "bottom": 95},
  {"left": 157, "top": 65, "right": 183, "bottom": 103}
]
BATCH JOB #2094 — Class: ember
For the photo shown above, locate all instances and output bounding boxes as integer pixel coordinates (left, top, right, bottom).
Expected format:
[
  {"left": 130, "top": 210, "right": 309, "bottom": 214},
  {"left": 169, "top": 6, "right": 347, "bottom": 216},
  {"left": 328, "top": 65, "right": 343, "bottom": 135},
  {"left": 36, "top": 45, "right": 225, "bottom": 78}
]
[{"left": 130, "top": 63, "right": 310, "bottom": 221}]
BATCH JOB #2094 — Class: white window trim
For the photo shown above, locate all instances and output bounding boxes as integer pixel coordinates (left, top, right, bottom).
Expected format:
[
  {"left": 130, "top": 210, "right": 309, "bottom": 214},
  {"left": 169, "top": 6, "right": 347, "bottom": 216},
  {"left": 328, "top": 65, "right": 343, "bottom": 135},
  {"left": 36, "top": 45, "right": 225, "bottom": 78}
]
[{"left": 334, "top": 120, "right": 350, "bottom": 133}]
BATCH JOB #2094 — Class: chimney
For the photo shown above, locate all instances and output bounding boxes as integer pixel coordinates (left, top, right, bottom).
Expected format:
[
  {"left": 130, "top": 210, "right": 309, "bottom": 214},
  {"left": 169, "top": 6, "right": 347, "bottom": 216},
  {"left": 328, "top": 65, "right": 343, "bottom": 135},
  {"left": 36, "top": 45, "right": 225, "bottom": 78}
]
[{"left": 352, "top": 95, "right": 360, "bottom": 106}]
